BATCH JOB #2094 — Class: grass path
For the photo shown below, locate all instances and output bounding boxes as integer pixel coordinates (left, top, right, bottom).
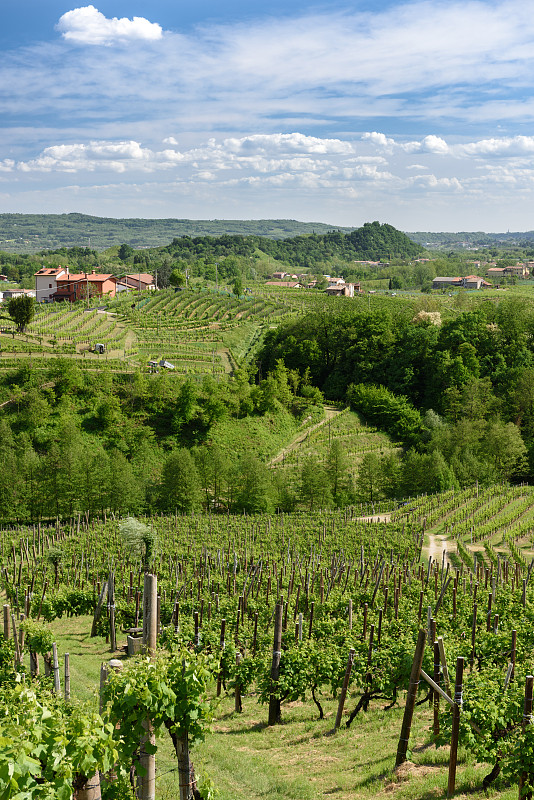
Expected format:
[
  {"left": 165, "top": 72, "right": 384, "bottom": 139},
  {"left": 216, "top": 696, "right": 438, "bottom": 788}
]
[
  {"left": 269, "top": 405, "right": 342, "bottom": 466},
  {"left": 26, "top": 613, "right": 515, "bottom": 800}
]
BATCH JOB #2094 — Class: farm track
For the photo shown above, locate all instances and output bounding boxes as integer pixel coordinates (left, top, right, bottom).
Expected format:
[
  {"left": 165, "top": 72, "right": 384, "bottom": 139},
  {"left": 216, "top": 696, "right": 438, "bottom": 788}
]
[{"left": 269, "top": 405, "right": 343, "bottom": 466}]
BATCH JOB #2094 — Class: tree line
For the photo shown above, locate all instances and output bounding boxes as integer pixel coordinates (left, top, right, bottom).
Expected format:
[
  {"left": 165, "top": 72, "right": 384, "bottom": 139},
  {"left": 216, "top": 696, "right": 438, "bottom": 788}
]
[
  {"left": 0, "top": 359, "right": 330, "bottom": 522},
  {"left": 258, "top": 298, "right": 534, "bottom": 494}
]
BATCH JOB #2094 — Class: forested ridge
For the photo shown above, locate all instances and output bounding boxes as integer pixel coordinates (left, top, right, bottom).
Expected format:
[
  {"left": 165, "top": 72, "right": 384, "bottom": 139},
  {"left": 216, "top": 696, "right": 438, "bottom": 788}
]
[
  {"left": 164, "top": 221, "right": 423, "bottom": 267},
  {"left": 0, "top": 213, "right": 354, "bottom": 253}
]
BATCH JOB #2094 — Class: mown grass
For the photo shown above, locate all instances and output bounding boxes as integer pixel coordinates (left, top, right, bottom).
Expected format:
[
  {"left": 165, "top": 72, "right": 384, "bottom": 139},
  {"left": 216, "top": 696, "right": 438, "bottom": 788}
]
[{"left": 36, "top": 613, "right": 518, "bottom": 800}]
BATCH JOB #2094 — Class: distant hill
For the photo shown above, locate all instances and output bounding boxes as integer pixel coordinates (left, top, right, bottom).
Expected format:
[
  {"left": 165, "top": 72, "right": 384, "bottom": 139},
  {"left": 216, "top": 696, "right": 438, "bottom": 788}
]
[
  {"left": 161, "top": 221, "right": 423, "bottom": 267},
  {"left": 0, "top": 213, "right": 356, "bottom": 254},
  {"left": 407, "top": 230, "right": 534, "bottom": 249}
]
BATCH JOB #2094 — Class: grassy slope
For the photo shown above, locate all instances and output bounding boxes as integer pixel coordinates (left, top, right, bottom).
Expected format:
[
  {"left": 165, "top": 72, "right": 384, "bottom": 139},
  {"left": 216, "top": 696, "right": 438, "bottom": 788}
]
[
  {"left": 39, "top": 614, "right": 516, "bottom": 800},
  {"left": 209, "top": 404, "right": 318, "bottom": 462}
]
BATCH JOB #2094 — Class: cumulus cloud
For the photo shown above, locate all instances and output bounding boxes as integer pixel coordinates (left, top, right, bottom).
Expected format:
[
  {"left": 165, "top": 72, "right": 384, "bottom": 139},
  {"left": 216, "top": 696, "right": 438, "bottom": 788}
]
[
  {"left": 457, "top": 135, "right": 534, "bottom": 156},
  {"left": 218, "top": 133, "right": 355, "bottom": 156},
  {"left": 21, "top": 140, "right": 157, "bottom": 173},
  {"left": 403, "top": 135, "right": 450, "bottom": 155},
  {"left": 57, "top": 5, "right": 163, "bottom": 45},
  {"left": 410, "top": 174, "right": 463, "bottom": 190},
  {"left": 8, "top": 127, "right": 534, "bottom": 230}
]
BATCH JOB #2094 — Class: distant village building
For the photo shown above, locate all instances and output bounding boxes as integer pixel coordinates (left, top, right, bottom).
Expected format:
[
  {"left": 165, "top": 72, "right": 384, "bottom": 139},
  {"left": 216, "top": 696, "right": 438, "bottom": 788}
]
[
  {"left": 432, "top": 275, "right": 491, "bottom": 290},
  {"left": 34, "top": 267, "right": 118, "bottom": 302},
  {"left": 486, "top": 264, "right": 530, "bottom": 279},
  {"left": 324, "top": 281, "right": 362, "bottom": 297},
  {"left": 53, "top": 272, "right": 117, "bottom": 302},
  {"left": 327, "top": 277, "right": 345, "bottom": 287},
  {"left": 118, "top": 273, "right": 156, "bottom": 292},
  {"left": 35, "top": 267, "right": 156, "bottom": 302},
  {"left": 432, "top": 277, "right": 463, "bottom": 289},
  {"left": 2, "top": 288, "right": 36, "bottom": 300},
  {"left": 34, "top": 267, "right": 68, "bottom": 303}
]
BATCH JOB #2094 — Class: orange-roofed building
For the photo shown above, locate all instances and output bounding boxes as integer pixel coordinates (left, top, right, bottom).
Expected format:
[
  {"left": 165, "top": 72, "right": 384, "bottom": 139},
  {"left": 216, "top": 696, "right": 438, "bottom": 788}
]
[
  {"left": 54, "top": 271, "right": 117, "bottom": 302},
  {"left": 34, "top": 266, "right": 68, "bottom": 303}
]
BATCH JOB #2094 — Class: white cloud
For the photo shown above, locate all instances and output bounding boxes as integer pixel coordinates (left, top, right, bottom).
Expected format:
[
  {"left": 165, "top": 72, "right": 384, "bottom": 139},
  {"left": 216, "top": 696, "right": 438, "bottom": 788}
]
[
  {"left": 410, "top": 174, "right": 463, "bottom": 190},
  {"left": 219, "top": 133, "right": 355, "bottom": 156},
  {"left": 57, "top": 5, "right": 163, "bottom": 46},
  {"left": 403, "top": 135, "right": 450, "bottom": 155},
  {"left": 362, "top": 132, "right": 395, "bottom": 150},
  {"left": 457, "top": 135, "right": 534, "bottom": 156}
]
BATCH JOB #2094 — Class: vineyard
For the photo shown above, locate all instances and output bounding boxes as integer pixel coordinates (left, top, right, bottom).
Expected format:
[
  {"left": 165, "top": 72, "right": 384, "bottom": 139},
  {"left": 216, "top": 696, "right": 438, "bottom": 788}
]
[
  {"left": 269, "top": 406, "right": 399, "bottom": 479},
  {"left": 1, "top": 487, "right": 534, "bottom": 799},
  {"left": 0, "top": 284, "right": 433, "bottom": 382},
  {"left": 0, "top": 287, "right": 304, "bottom": 379}
]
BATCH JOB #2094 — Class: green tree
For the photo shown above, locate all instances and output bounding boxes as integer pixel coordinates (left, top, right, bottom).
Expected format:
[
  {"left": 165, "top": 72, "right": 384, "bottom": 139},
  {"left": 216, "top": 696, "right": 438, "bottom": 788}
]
[
  {"left": 232, "top": 275, "right": 243, "bottom": 297},
  {"left": 161, "top": 449, "right": 201, "bottom": 512},
  {"left": 300, "top": 456, "right": 332, "bottom": 510},
  {"left": 233, "top": 453, "right": 273, "bottom": 513},
  {"left": 357, "top": 452, "right": 382, "bottom": 503},
  {"left": 326, "top": 440, "right": 353, "bottom": 505},
  {"left": 118, "top": 243, "right": 134, "bottom": 261},
  {"left": 193, "top": 443, "right": 229, "bottom": 509},
  {"left": 169, "top": 269, "right": 186, "bottom": 288},
  {"left": 119, "top": 516, "right": 156, "bottom": 570},
  {"left": 7, "top": 295, "right": 35, "bottom": 332}
]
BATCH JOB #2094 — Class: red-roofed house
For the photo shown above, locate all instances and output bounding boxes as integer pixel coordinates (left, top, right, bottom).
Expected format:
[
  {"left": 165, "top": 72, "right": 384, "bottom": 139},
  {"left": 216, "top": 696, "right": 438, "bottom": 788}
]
[
  {"left": 123, "top": 273, "right": 155, "bottom": 291},
  {"left": 54, "top": 271, "right": 117, "bottom": 302},
  {"left": 34, "top": 267, "right": 68, "bottom": 303}
]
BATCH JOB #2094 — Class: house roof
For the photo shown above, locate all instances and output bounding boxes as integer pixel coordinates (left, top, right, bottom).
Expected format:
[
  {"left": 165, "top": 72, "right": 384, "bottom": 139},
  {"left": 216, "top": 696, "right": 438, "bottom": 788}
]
[
  {"left": 34, "top": 267, "right": 66, "bottom": 276},
  {"left": 265, "top": 281, "right": 302, "bottom": 288},
  {"left": 125, "top": 273, "right": 154, "bottom": 283},
  {"left": 57, "top": 273, "right": 115, "bottom": 284}
]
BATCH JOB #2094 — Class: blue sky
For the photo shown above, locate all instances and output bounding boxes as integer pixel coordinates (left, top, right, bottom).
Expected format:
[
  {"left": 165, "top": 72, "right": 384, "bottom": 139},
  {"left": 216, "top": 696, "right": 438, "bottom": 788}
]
[{"left": 2, "top": 1, "right": 534, "bottom": 231}]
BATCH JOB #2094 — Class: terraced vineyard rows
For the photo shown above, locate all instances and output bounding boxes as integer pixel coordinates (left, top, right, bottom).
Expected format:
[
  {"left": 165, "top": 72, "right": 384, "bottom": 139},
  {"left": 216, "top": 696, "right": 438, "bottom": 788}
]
[
  {"left": 111, "top": 287, "right": 294, "bottom": 377},
  {"left": 1, "top": 304, "right": 129, "bottom": 355},
  {"left": 0, "top": 287, "right": 296, "bottom": 376},
  {"left": 390, "top": 484, "right": 534, "bottom": 570}
]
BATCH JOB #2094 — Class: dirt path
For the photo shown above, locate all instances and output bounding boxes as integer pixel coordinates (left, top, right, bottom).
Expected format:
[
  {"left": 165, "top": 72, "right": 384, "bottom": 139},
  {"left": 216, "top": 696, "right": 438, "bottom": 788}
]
[
  {"left": 424, "top": 531, "right": 449, "bottom": 566},
  {"left": 269, "top": 404, "right": 343, "bottom": 466},
  {"left": 354, "top": 513, "right": 451, "bottom": 566}
]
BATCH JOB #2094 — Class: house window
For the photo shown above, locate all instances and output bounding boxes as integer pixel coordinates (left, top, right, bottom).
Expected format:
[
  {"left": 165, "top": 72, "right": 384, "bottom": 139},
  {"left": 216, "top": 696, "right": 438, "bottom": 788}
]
[{"left": 49, "top": 284, "right": 52, "bottom": 288}]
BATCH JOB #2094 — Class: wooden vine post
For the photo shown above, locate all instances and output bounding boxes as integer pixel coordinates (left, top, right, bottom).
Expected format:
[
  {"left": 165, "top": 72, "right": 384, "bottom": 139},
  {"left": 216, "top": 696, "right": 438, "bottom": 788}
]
[
  {"left": 108, "top": 571, "right": 116, "bottom": 652},
  {"left": 433, "top": 640, "right": 440, "bottom": 737},
  {"left": 3, "top": 604, "right": 10, "bottom": 640},
  {"left": 268, "top": 603, "right": 283, "bottom": 725},
  {"left": 395, "top": 629, "right": 426, "bottom": 767},
  {"left": 447, "top": 656, "right": 465, "bottom": 798},
  {"left": 138, "top": 572, "right": 157, "bottom": 800},
  {"left": 519, "top": 675, "right": 534, "bottom": 800},
  {"left": 334, "top": 648, "right": 355, "bottom": 731}
]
